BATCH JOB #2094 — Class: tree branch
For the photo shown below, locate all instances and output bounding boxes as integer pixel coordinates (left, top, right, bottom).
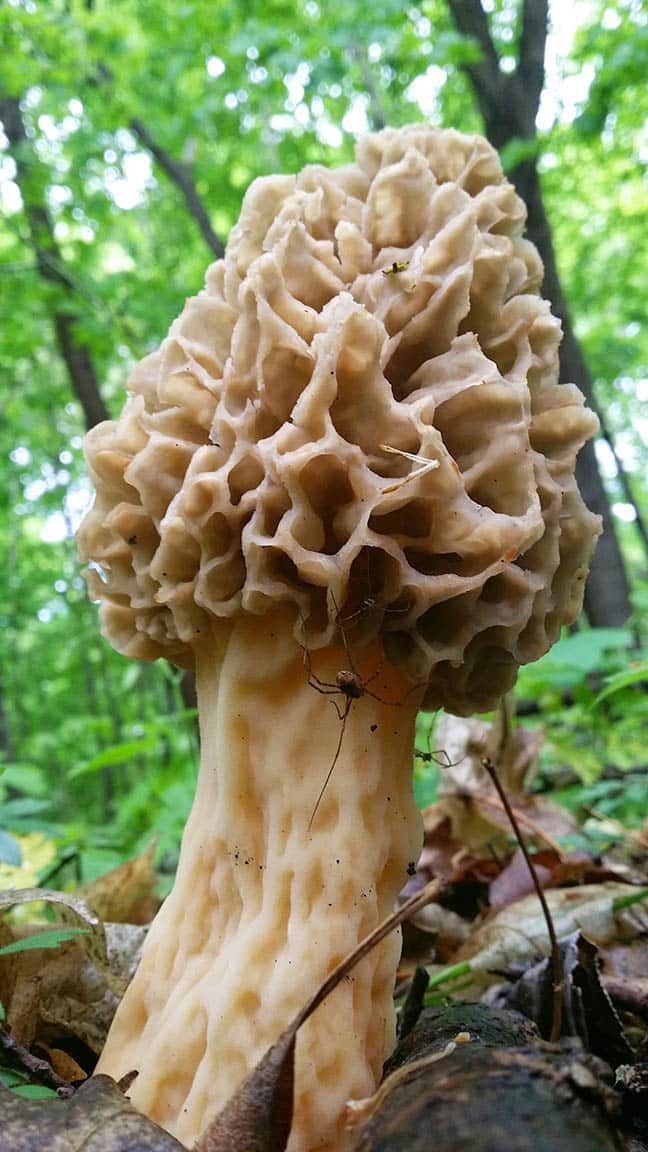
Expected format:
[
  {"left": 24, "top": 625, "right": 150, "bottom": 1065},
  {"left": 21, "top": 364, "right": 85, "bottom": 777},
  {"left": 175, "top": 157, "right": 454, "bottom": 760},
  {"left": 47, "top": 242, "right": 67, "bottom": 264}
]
[
  {"left": 0, "top": 96, "right": 109, "bottom": 430},
  {"left": 130, "top": 116, "right": 225, "bottom": 259}
]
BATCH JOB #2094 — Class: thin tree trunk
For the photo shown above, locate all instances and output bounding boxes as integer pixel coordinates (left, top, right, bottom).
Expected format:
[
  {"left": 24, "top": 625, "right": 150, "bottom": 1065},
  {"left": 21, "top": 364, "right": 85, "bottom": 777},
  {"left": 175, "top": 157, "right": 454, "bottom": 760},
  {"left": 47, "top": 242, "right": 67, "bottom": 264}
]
[
  {"left": 1, "top": 92, "right": 199, "bottom": 703},
  {"left": 446, "top": 0, "right": 632, "bottom": 625},
  {"left": 0, "top": 96, "right": 109, "bottom": 430},
  {"left": 513, "top": 160, "right": 633, "bottom": 623}
]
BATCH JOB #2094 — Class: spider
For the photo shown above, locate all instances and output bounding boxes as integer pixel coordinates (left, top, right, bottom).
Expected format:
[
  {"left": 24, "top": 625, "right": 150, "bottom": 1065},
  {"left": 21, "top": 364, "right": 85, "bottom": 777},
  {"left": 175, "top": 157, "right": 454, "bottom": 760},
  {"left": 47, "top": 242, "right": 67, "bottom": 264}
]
[
  {"left": 414, "top": 713, "right": 464, "bottom": 770},
  {"left": 335, "top": 592, "right": 411, "bottom": 632},
  {"left": 303, "top": 600, "right": 419, "bottom": 829},
  {"left": 334, "top": 549, "right": 412, "bottom": 633},
  {"left": 414, "top": 745, "right": 463, "bottom": 769}
]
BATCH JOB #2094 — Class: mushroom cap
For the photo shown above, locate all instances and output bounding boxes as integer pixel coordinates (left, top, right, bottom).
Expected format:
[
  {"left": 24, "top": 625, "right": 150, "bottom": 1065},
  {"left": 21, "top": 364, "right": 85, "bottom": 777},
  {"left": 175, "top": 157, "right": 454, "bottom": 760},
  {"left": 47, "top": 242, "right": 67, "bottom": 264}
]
[{"left": 78, "top": 125, "right": 601, "bottom": 714}]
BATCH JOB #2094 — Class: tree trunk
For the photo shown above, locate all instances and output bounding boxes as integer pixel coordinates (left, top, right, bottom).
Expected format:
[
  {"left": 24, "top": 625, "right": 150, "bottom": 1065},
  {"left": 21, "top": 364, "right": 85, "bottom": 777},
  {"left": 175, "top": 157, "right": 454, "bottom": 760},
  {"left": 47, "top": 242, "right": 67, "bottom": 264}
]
[
  {"left": 512, "top": 161, "right": 631, "bottom": 625},
  {"left": 446, "top": 0, "right": 631, "bottom": 626},
  {"left": 0, "top": 95, "right": 110, "bottom": 431}
]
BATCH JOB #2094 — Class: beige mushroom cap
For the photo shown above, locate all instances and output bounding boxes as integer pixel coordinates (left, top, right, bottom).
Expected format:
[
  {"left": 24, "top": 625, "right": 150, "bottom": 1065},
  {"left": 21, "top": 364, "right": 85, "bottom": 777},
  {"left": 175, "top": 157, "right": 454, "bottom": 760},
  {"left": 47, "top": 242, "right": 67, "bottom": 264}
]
[{"left": 78, "top": 125, "right": 601, "bottom": 714}]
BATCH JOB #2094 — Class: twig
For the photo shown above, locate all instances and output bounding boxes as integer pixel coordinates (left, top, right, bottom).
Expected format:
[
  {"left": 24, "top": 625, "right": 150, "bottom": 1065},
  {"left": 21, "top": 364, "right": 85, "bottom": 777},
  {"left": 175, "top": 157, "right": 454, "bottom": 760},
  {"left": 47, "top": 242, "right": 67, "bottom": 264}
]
[
  {"left": 130, "top": 117, "right": 225, "bottom": 259},
  {"left": 482, "top": 757, "right": 563, "bottom": 1043},
  {"left": 0, "top": 1028, "right": 76, "bottom": 1097},
  {"left": 475, "top": 792, "right": 565, "bottom": 859},
  {"left": 398, "top": 966, "right": 430, "bottom": 1041},
  {"left": 295, "top": 877, "right": 443, "bottom": 1032}
]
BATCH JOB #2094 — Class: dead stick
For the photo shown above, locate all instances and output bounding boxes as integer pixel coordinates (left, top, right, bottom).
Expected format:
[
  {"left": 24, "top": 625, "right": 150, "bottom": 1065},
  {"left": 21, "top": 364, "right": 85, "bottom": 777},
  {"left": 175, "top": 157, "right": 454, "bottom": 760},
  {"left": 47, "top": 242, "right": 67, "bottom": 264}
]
[
  {"left": 0, "top": 1027, "right": 75, "bottom": 1097},
  {"left": 482, "top": 758, "right": 563, "bottom": 1043},
  {"left": 295, "top": 877, "right": 443, "bottom": 1031},
  {"left": 476, "top": 792, "right": 565, "bottom": 858}
]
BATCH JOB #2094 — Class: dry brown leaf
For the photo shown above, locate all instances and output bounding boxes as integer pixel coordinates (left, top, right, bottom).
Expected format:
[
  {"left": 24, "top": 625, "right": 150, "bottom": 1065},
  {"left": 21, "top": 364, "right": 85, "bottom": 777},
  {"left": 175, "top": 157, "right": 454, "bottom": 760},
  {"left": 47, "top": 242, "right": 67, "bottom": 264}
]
[
  {"left": 496, "top": 931, "right": 634, "bottom": 1063},
  {"left": 422, "top": 795, "right": 508, "bottom": 860},
  {"left": 400, "top": 900, "right": 471, "bottom": 967},
  {"left": 39, "top": 1045, "right": 87, "bottom": 1084},
  {"left": 454, "top": 883, "right": 648, "bottom": 987},
  {"left": 0, "top": 935, "right": 120, "bottom": 1056},
  {"left": 195, "top": 1028, "right": 295, "bottom": 1152},
  {"left": 421, "top": 708, "right": 578, "bottom": 869},
  {"left": 488, "top": 848, "right": 555, "bottom": 909},
  {"left": 0, "top": 922, "right": 146, "bottom": 1064},
  {"left": 433, "top": 705, "right": 542, "bottom": 799},
  {"left": 78, "top": 842, "right": 159, "bottom": 925}
]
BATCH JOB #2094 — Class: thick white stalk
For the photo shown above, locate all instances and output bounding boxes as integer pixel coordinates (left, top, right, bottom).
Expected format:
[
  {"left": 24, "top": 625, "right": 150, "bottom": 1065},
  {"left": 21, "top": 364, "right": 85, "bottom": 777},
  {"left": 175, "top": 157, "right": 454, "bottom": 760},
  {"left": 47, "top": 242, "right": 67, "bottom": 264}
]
[{"left": 96, "top": 611, "right": 422, "bottom": 1151}]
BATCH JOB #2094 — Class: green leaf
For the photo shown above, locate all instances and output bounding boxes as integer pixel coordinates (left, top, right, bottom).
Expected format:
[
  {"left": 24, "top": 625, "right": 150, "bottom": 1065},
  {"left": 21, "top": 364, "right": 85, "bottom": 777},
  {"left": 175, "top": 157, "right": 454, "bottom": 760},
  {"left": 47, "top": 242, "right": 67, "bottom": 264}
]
[
  {"left": 499, "top": 136, "right": 542, "bottom": 171},
  {"left": 593, "top": 660, "right": 648, "bottom": 706},
  {"left": 68, "top": 736, "right": 159, "bottom": 779},
  {"left": 10, "top": 1084, "right": 59, "bottom": 1100},
  {"left": 0, "top": 888, "right": 106, "bottom": 967},
  {"left": 0, "top": 926, "right": 89, "bottom": 956}
]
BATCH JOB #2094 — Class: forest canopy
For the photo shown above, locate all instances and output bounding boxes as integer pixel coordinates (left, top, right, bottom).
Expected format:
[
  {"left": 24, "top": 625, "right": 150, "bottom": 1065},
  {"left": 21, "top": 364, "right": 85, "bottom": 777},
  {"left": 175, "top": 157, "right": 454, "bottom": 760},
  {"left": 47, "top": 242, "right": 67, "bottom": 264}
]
[{"left": 0, "top": 0, "right": 646, "bottom": 884}]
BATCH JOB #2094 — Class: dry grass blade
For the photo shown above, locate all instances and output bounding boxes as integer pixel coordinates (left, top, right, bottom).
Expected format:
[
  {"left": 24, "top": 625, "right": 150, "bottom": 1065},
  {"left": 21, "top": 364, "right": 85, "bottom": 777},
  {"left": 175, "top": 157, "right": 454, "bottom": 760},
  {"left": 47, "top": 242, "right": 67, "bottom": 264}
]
[
  {"left": 482, "top": 757, "right": 563, "bottom": 1043},
  {"left": 379, "top": 444, "right": 440, "bottom": 494}
]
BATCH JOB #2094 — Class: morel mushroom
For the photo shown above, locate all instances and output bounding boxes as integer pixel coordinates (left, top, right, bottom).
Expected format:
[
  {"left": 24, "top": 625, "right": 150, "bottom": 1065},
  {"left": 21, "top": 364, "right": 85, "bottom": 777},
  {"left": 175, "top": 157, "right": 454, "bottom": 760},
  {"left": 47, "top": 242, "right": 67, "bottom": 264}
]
[{"left": 78, "top": 125, "right": 601, "bottom": 1151}]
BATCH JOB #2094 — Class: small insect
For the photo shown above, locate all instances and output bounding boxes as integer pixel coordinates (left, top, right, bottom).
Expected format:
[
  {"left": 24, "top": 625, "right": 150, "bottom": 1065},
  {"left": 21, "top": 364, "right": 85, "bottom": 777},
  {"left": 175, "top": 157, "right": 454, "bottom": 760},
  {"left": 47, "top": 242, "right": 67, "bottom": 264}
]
[
  {"left": 303, "top": 600, "right": 418, "bottom": 829},
  {"left": 331, "top": 548, "right": 412, "bottom": 636},
  {"left": 382, "top": 260, "right": 410, "bottom": 276}
]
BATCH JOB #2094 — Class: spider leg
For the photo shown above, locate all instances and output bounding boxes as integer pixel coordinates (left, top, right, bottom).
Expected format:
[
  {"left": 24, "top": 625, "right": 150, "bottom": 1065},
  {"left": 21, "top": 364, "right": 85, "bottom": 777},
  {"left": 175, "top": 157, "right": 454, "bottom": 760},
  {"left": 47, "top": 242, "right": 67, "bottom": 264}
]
[
  {"left": 365, "top": 680, "right": 425, "bottom": 708},
  {"left": 308, "top": 675, "right": 344, "bottom": 696},
  {"left": 308, "top": 698, "right": 352, "bottom": 830},
  {"left": 364, "top": 655, "right": 385, "bottom": 688},
  {"left": 302, "top": 643, "right": 343, "bottom": 695},
  {"left": 329, "top": 697, "right": 345, "bottom": 722},
  {"left": 330, "top": 590, "right": 358, "bottom": 674},
  {"left": 425, "top": 717, "right": 436, "bottom": 761},
  {"left": 365, "top": 688, "right": 400, "bottom": 707},
  {"left": 335, "top": 602, "right": 365, "bottom": 628}
]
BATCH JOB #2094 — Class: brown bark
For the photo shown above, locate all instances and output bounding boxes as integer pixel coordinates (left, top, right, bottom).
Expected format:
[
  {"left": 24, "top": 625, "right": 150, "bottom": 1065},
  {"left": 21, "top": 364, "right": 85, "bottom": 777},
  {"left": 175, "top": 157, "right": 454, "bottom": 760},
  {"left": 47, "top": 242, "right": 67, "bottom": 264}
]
[
  {"left": 349, "top": 1003, "right": 624, "bottom": 1151},
  {"left": 446, "top": 0, "right": 632, "bottom": 625},
  {"left": 0, "top": 96, "right": 109, "bottom": 431}
]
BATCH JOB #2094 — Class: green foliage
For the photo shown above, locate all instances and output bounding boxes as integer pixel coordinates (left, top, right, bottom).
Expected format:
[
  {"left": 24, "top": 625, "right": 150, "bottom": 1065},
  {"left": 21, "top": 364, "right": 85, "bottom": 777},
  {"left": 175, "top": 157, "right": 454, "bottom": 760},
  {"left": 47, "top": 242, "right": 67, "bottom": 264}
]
[
  {"left": 593, "top": 659, "right": 648, "bottom": 705},
  {"left": 0, "top": 1068, "right": 58, "bottom": 1101},
  {"left": 518, "top": 626, "right": 648, "bottom": 817}
]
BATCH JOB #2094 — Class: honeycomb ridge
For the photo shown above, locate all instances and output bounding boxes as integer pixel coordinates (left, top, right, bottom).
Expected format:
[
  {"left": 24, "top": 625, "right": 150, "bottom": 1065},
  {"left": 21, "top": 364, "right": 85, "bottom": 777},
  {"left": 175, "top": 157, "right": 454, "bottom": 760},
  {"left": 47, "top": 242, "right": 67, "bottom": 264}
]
[{"left": 79, "top": 126, "right": 600, "bottom": 713}]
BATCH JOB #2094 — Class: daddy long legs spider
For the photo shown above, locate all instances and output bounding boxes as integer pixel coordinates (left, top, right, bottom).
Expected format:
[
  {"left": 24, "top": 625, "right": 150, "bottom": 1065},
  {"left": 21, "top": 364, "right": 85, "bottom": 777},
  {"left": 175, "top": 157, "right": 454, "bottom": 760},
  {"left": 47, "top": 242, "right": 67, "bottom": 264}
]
[{"left": 303, "top": 596, "right": 419, "bottom": 829}]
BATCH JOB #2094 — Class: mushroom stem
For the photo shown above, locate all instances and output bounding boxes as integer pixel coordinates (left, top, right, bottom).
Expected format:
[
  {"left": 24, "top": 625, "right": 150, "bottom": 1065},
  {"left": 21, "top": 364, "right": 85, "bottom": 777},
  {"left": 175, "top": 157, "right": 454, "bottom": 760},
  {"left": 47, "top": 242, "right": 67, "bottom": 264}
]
[{"left": 96, "top": 608, "right": 423, "bottom": 1151}]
